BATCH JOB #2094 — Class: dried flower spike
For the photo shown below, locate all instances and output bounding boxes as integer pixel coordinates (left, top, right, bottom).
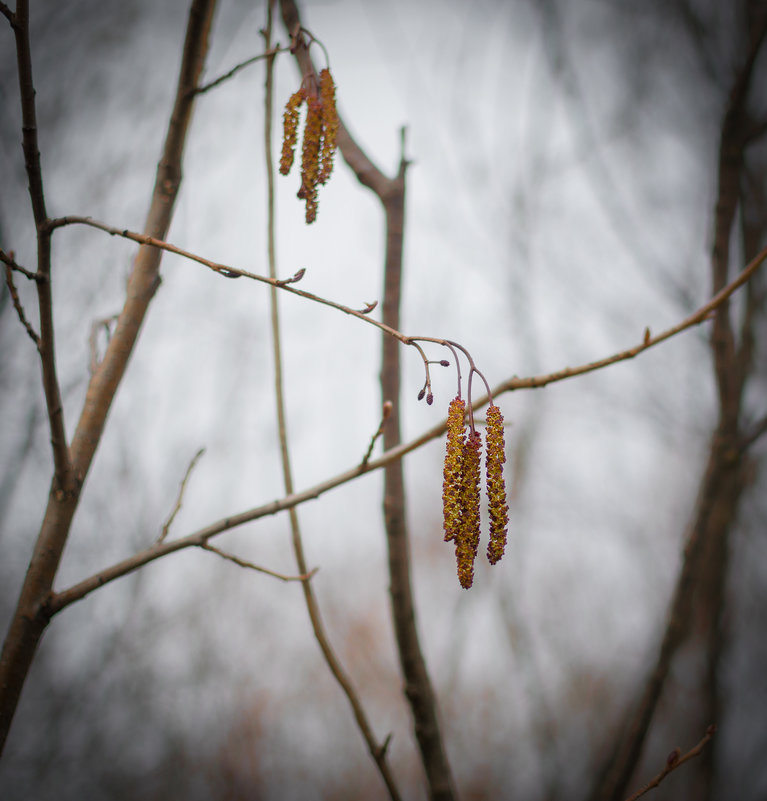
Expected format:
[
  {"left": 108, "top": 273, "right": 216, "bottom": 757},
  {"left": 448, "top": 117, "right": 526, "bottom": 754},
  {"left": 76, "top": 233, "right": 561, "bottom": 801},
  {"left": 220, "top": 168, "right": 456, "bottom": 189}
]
[
  {"left": 279, "top": 66, "right": 339, "bottom": 224},
  {"left": 442, "top": 397, "right": 465, "bottom": 543},
  {"left": 280, "top": 88, "right": 305, "bottom": 176},
  {"left": 317, "top": 68, "right": 338, "bottom": 184},
  {"left": 485, "top": 404, "right": 509, "bottom": 565},
  {"left": 456, "top": 430, "right": 482, "bottom": 589}
]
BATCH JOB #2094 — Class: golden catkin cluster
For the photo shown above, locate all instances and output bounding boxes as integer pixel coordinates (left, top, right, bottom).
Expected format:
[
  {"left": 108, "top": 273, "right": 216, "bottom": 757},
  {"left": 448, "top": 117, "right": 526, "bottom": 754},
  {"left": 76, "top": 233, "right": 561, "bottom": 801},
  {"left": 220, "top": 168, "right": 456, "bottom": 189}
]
[
  {"left": 279, "top": 68, "right": 338, "bottom": 224},
  {"left": 442, "top": 399, "right": 509, "bottom": 589}
]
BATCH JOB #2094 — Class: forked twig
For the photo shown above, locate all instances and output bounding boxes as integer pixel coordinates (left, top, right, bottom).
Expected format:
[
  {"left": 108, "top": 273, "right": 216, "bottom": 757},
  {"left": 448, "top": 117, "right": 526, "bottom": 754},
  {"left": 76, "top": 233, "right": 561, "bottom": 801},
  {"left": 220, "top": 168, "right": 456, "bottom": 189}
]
[{"left": 624, "top": 725, "right": 716, "bottom": 801}]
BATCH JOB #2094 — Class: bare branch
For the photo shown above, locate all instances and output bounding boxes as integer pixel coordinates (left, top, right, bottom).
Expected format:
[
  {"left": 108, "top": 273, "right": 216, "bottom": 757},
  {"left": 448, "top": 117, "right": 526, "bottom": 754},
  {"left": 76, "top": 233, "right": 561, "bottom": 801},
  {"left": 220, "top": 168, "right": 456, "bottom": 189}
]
[
  {"left": 361, "top": 400, "right": 393, "bottom": 466},
  {"left": 46, "top": 214, "right": 412, "bottom": 344},
  {"left": 624, "top": 726, "right": 716, "bottom": 801},
  {"left": 0, "top": 248, "right": 39, "bottom": 281},
  {"left": 193, "top": 45, "right": 289, "bottom": 95},
  {"left": 4, "top": 264, "right": 40, "bottom": 345},
  {"left": 158, "top": 448, "right": 205, "bottom": 543},
  {"left": 48, "top": 215, "right": 767, "bottom": 417},
  {"left": 493, "top": 244, "right": 767, "bottom": 399},
  {"left": 200, "top": 542, "right": 317, "bottom": 582},
  {"left": 47, "top": 243, "right": 767, "bottom": 616}
]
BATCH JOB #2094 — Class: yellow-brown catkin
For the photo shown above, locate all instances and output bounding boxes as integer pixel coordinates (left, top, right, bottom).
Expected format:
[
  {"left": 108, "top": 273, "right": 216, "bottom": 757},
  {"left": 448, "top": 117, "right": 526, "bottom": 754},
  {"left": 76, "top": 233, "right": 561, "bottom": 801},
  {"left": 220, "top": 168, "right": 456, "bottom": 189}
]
[
  {"left": 317, "top": 68, "right": 338, "bottom": 185},
  {"left": 299, "top": 95, "right": 323, "bottom": 223},
  {"left": 442, "top": 397, "right": 465, "bottom": 543},
  {"left": 280, "top": 88, "right": 305, "bottom": 176},
  {"left": 485, "top": 404, "right": 509, "bottom": 565},
  {"left": 456, "top": 430, "right": 482, "bottom": 589}
]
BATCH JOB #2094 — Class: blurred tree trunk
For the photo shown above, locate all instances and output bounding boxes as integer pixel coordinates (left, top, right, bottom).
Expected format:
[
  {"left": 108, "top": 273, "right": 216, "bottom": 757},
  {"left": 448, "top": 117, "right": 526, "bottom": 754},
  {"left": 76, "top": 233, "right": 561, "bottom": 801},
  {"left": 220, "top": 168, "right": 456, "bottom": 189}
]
[{"left": 590, "top": 10, "right": 767, "bottom": 800}]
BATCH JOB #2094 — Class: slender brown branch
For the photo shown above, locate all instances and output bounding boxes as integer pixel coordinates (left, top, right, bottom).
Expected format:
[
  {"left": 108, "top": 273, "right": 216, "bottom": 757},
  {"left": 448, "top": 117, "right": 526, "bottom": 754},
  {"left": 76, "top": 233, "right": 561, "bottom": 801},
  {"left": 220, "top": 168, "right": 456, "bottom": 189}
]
[
  {"left": 45, "top": 214, "right": 411, "bottom": 343},
  {"left": 4, "top": 263, "right": 40, "bottom": 345},
  {"left": 362, "top": 400, "right": 393, "bottom": 466},
  {"left": 47, "top": 215, "right": 767, "bottom": 413},
  {"left": 624, "top": 726, "right": 716, "bottom": 801},
  {"left": 0, "top": 248, "right": 39, "bottom": 281},
  {"left": 262, "top": 10, "right": 402, "bottom": 797},
  {"left": 193, "top": 45, "right": 289, "bottom": 95},
  {"left": 494, "top": 244, "right": 767, "bottom": 398},
  {"left": 10, "top": 0, "right": 72, "bottom": 491},
  {"left": 199, "top": 542, "right": 316, "bottom": 582},
  {"left": 158, "top": 448, "right": 205, "bottom": 543}
]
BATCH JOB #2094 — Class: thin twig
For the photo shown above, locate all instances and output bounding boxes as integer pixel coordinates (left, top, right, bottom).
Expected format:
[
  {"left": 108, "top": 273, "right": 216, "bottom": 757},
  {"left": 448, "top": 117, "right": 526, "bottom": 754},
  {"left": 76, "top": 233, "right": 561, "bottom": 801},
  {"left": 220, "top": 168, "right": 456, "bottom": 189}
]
[
  {"left": 623, "top": 726, "right": 716, "bottom": 801},
  {"left": 5, "top": 264, "right": 40, "bottom": 345},
  {"left": 158, "top": 448, "right": 205, "bottom": 543},
  {"left": 44, "top": 215, "right": 408, "bottom": 342},
  {"left": 46, "top": 215, "right": 767, "bottom": 412},
  {"left": 0, "top": 248, "right": 40, "bottom": 281},
  {"left": 193, "top": 45, "right": 289, "bottom": 95},
  {"left": 200, "top": 542, "right": 316, "bottom": 582},
  {"left": 362, "top": 400, "right": 393, "bottom": 466}
]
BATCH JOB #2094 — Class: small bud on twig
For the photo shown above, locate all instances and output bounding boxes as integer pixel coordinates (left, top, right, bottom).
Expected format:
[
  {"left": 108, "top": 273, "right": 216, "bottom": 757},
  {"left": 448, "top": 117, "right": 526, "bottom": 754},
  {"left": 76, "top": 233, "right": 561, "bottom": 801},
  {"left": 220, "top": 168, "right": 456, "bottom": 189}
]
[
  {"left": 276, "top": 268, "right": 306, "bottom": 287},
  {"left": 666, "top": 748, "right": 681, "bottom": 767}
]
